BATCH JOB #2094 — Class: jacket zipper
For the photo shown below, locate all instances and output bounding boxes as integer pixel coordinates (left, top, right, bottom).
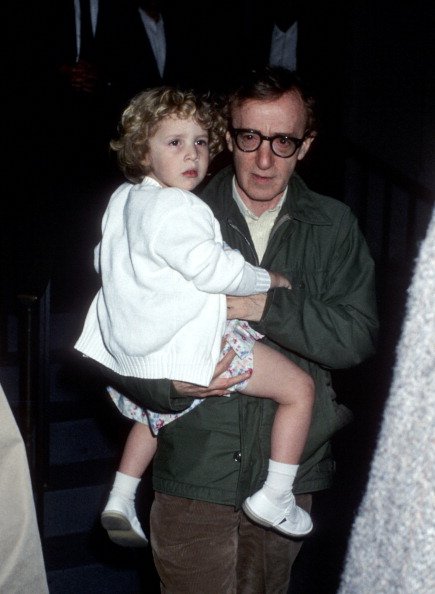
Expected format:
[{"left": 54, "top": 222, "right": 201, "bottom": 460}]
[
  {"left": 270, "top": 213, "right": 292, "bottom": 238},
  {"left": 227, "top": 219, "right": 260, "bottom": 266},
  {"left": 227, "top": 213, "right": 293, "bottom": 265}
]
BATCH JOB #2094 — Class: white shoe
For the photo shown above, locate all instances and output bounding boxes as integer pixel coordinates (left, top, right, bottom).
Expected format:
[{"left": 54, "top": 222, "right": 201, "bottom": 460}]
[
  {"left": 242, "top": 489, "right": 313, "bottom": 537},
  {"left": 101, "top": 493, "right": 148, "bottom": 547}
]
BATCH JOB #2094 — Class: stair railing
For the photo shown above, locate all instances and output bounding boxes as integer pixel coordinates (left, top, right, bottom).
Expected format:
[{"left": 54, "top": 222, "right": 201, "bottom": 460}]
[{"left": 17, "top": 281, "right": 51, "bottom": 533}]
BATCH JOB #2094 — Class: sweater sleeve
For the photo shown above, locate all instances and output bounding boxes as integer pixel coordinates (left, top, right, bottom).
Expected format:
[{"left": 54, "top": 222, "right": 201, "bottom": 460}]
[{"left": 150, "top": 190, "right": 270, "bottom": 295}]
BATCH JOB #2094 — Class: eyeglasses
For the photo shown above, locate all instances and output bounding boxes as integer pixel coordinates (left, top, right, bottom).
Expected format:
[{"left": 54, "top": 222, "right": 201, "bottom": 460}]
[{"left": 230, "top": 127, "right": 306, "bottom": 158}]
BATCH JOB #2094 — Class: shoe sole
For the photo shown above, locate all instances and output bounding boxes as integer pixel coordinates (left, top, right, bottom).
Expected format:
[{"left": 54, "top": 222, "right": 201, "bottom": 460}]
[
  {"left": 242, "top": 500, "right": 313, "bottom": 538},
  {"left": 101, "top": 511, "right": 148, "bottom": 548}
]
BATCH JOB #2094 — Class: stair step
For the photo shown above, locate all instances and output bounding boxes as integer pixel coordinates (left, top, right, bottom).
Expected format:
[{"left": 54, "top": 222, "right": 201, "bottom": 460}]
[
  {"left": 48, "top": 404, "right": 116, "bottom": 449},
  {"left": 43, "top": 493, "right": 160, "bottom": 592},
  {"left": 44, "top": 529, "right": 156, "bottom": 571},
  {"left": 49, "top": 417, "right": 122, "bottom": 466},
  {"left": 48, "top": 459, "right": 116, "bottom": 491},
  {"left": 42, "top": 471, "right": 154, "bottom": 538},
  {"left": 47, "top": 563, "right": 145, "bottom": 594},
  {"left": 45, "top": 528, "right": 160, "bottom": 593},
  {"left": 43, "top": 484, "right": 108, "bottom": 537}
]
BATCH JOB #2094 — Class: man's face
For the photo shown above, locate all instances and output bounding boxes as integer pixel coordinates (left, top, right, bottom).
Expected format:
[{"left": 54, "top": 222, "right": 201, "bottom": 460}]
[{"left": 226, "top": 92, "right": 314, "bottom": 212}]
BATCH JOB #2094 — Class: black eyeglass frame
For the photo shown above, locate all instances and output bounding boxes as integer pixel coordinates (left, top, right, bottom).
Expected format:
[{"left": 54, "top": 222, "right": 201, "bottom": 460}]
[{"left": 230, "top": 127, "right": 307, "bottom": 158}]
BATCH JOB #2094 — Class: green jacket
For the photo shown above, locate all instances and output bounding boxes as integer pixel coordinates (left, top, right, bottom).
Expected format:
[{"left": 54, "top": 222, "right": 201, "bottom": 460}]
[{"left": 137, "top": 167, "right": 378, "bottom": 508}]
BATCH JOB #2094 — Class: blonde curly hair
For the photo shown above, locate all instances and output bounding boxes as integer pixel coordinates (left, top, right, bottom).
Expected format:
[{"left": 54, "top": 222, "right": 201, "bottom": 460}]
[{"left": 110, "top": 87, "right": 227, "bottom": 183}]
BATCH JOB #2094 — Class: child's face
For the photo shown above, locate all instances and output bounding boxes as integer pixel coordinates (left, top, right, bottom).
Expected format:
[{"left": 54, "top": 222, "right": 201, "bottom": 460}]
[{"left": 144, "top": 115, "right": 210, "bottom": 191}]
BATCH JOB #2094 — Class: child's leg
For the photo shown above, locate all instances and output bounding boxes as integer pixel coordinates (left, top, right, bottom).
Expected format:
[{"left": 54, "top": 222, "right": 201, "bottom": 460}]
[
  {"left": 241, "top": 341, "right": 314, "bottom": 464},
  {"left": 240, "top": 341, "right": 315, "bottom": 537},
  {"left": 101, "top": 422, "right": 156, "bottom": 547},
  {"left": 118, "top": 420, "right": 157, "bottom": 477}
]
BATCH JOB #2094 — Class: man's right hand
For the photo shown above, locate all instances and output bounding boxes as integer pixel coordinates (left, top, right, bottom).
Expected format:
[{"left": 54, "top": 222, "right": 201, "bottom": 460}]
[
  {"left": 269, "top": 271, "right": 292, "bottom": 289},
  {"left": 172, "top": 349, "right": 250, "bottom": 398}
]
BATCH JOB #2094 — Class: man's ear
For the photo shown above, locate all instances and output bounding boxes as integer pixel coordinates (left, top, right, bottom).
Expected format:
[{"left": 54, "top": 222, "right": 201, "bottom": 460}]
[
  {"left": 225, "top": 130, "right": 234, "bottom": 153},
  {"left": 297, "top": 132, "right": 316, "bottom": 161}
]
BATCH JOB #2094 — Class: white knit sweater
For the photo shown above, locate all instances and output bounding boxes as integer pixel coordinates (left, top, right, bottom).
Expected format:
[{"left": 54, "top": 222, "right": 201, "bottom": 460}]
[{"left": 75, "top": 177, "right": 271, "bottom": 385}]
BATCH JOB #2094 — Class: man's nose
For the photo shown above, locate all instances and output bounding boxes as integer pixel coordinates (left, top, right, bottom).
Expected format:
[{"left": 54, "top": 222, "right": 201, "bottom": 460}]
[{"left": 255, "top": 140, "right": 274, "bottom": 169}]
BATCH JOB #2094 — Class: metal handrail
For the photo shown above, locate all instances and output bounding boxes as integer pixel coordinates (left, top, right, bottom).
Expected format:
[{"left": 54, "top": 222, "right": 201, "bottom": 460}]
[{"left": 17, "top": 282, "right": 51, "bottom": 533}]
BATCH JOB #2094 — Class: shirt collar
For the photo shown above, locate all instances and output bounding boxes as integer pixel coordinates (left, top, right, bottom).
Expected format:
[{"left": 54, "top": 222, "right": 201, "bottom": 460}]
[{"left": 231, "top": 177, "right": 287, "bottom": 220}]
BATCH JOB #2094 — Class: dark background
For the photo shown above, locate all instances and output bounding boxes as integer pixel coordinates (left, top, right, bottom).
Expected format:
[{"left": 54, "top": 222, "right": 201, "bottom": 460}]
[{"left": 1, "top": 1, "right": 434, "bottom": 592}]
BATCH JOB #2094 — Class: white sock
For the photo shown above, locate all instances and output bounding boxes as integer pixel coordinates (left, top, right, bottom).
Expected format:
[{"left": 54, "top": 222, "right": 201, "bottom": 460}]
[
  {"left": 111, "top": 471, "right": 141, "bottom": 501},
  {"left": 262, "top": 459, "right": 298, "bottom": 507}
]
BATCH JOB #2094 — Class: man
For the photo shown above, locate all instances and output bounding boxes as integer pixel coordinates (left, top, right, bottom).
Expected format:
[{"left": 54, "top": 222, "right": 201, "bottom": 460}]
[
  {"left": 108, "top": 0, "right": 168, "bottom": 109},
  {"left": 268, "top": 0, "right": 301, "bottom": 72},
  {"left": 107, "top": 0, "right": 197, "bottom": 108},
  {"left": 52, "top": 0, "right": 119, "bottom": 176},
  {"left": 135, "top": 67, "right": 378, "bottom": 593}
]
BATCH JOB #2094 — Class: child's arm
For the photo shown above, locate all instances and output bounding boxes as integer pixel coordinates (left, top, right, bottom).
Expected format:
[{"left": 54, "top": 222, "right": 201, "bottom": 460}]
[
  {"left": 223, "top": 242, "right": 291, "bottom": 290},
  {"left": 150, "top": 190, "right": 271, "bottom": 296}
]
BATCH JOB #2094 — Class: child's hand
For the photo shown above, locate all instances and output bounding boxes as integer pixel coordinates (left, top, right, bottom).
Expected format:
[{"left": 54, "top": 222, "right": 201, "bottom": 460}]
[{"left": 269, "top": 271, "right": 292, "bottom": 289}]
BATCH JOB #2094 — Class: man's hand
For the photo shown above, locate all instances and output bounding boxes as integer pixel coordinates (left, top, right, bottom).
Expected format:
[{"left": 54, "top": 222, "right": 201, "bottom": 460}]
[
  {"left": 226, "top": 294, "right": 267, "bottom": 322},
  {"left": 172, "top": 349, "right": 250, "bottom": 397},
  {"left": 269, "top": 271, "right": 292, "bottom": 289}
]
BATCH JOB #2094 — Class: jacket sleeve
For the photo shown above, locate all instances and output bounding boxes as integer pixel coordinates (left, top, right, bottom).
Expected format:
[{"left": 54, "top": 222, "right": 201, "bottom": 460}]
[
  {"left": 151, "top": 190, "right": 270, "bottom": 295},
  {"left": 259, "top": 212, "right": 378, "bottom": 369},
  {"left": 113, "top": 376, "right": 195, "bottom": 413}
]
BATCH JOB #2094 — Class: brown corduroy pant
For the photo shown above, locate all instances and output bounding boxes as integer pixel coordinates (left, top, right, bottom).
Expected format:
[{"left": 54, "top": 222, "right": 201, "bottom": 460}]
[{"left": 150, "top": 491, "right": 312, "bottom": 594}]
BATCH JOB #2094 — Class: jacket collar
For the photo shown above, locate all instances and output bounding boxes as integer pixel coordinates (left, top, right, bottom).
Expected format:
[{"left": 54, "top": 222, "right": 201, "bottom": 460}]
[{"left": 283, "top": 173, "right": 333, "bottom": 226}]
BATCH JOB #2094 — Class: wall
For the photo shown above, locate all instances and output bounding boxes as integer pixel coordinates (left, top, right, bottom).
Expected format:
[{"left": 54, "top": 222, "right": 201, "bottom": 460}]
[{"left": 343, "top": 0, "right": 434, "bottom": 191}]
